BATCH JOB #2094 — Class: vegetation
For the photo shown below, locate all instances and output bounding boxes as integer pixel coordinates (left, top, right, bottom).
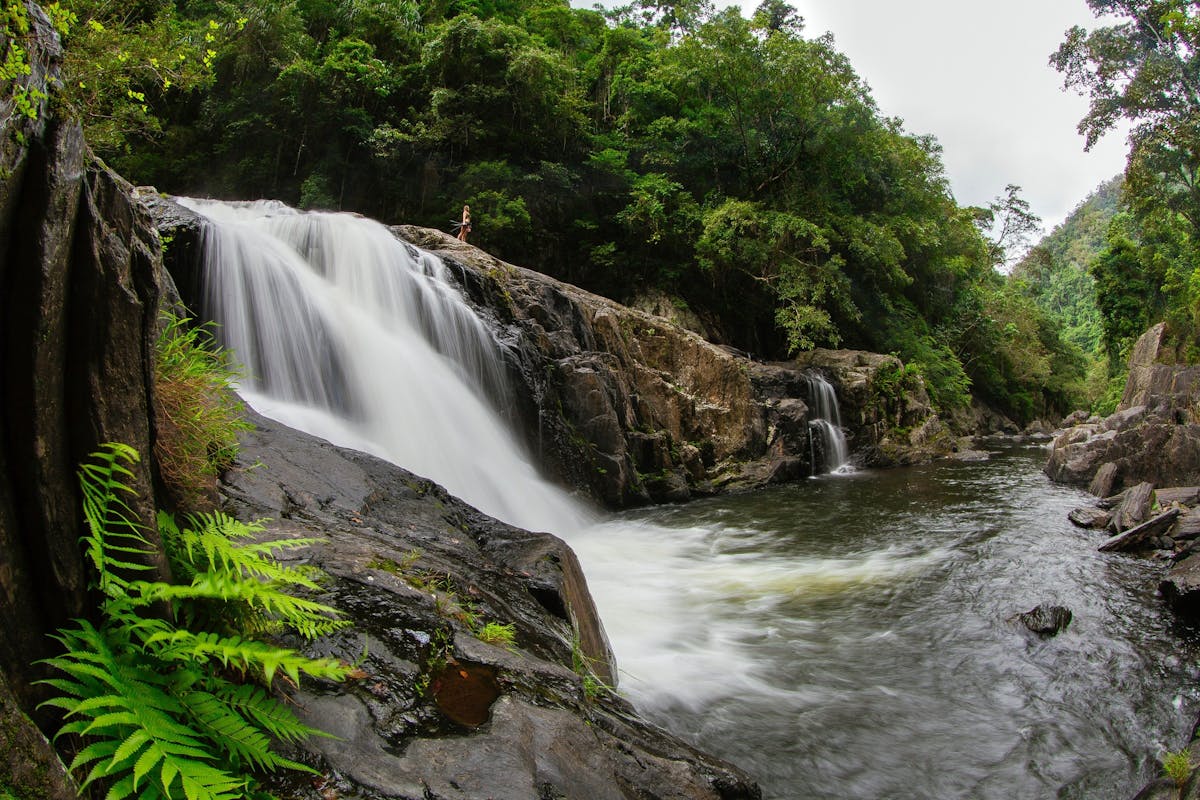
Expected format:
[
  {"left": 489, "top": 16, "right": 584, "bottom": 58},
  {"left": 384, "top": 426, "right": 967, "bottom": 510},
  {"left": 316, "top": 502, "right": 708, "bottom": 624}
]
[
  {"left": 153, "top": 313, "right": 252, "bottom": 513},
  {"left": 1052, "top": 0, "right": 1200, "bottom": 370},
  {"left": 39, "top": 444, "right": 351, "bottom": 800},
  {"left": 1162, "top": 748, "right": 1192, "bottom": 790},
  {"left": 41, "top": 0, "right": 1095, "bottom": 423}
]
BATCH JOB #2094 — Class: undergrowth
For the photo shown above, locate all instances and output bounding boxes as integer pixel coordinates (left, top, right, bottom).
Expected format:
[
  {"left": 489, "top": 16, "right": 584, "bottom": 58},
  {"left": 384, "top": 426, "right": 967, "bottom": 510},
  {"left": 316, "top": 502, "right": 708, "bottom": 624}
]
[
  {"left": 39, "top": 443, "right": 351, "bottom": 800},
  {"left": 153, "top": 313, "right": 251, "bottom": 513}
]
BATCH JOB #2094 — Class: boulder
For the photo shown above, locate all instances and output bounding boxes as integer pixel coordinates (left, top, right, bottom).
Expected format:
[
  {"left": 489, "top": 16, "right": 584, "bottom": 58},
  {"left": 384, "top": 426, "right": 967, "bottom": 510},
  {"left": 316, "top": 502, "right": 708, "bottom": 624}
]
[
  {"left": 0, "top": 0, "right": 170, "bottom": 737},
  {"left": 1161, "top": 553, "right": 1200, "bottom": 615},
  {"left": 1088, "top": 462, "right": 1120, "bottom": 498},
  {"left": 1016, "top": 604, "right": 1073, "bottom": 637},
  {"left": 1156, "top": 487, "right": 1200, "bottom": 508},
  {"left": 1068, "top": 507, "right": 1112, "bottom": 530},
  {"left": 1172, "top": 509, "right": 1200, "bottom": 542},
  {"left": 221, "top": 413, "right": 762, "bottom": 799},
  {"left": 1046, "top": 325, "right": 1200, "bottom": 493},
  {"left": 1111, "top": 482, "right": 1157, "bottom": 533}
]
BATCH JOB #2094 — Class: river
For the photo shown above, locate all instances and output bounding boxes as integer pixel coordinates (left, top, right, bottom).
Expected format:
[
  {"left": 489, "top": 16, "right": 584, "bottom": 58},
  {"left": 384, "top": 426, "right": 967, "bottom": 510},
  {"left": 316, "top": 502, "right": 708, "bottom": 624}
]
[
  {"left": 179, "top": 198, "right": 1200, "bottom": 799},
  {"left": 573, "top": 444, "right": 1200, "bottom": 799}
]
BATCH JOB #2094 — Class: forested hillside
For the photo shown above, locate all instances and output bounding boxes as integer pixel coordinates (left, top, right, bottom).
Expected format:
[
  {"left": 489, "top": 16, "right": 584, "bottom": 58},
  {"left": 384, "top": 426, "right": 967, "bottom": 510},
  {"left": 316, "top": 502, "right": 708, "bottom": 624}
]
[
  {"left": 44, "top": 0, "right": 1090, "bottom": 421},
  {"left": 1051, "top": 0, "right": 1200, "bottom": 374},
  {"left": 1013, "top": 176, "right": 1120, "bottom": 358}
]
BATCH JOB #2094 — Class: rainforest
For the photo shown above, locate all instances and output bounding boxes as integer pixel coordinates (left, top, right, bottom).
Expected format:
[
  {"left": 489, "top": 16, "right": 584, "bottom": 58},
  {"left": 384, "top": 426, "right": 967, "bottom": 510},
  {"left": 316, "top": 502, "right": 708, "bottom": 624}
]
[{"left": 3, "top": 0, "right": 1200, "bottom": 798}]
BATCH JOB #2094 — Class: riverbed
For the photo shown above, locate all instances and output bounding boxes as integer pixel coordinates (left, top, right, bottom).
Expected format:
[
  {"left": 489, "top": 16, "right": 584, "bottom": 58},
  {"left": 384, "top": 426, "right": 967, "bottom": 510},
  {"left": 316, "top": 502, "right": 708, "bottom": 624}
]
[{"left": 571, "top": 442, "right": 1200, "bottom": 799}]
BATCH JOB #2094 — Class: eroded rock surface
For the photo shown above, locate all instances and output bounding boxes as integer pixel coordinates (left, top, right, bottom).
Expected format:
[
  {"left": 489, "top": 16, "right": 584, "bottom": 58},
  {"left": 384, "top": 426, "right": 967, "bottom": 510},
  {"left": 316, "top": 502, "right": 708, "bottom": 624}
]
[{"left": 1046, "top": 324, "right": 1200, "bottom": 493}]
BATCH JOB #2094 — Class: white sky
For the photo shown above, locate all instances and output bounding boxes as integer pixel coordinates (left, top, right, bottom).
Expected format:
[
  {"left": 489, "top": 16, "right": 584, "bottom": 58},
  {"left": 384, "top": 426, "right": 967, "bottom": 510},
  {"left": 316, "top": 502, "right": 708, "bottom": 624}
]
[
  {"left": 573, "top": 0, "right": 1131, "bottom": 233},
  {"left": 786, "top": 0, "right": 1129, "bottom": 232}
]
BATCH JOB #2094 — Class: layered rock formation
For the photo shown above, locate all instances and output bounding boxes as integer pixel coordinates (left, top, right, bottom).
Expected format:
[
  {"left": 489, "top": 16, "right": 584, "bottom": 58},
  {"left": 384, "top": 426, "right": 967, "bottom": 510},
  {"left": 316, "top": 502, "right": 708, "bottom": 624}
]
[
  {"left": 382, "top": 228, "right": 950, "bottom": 504},
  {"left": 0, "top": 0, "right": 169, "bottom": 754},
  {"left": 1046, "top": 324, "right": 1200, "bottom": 492}
]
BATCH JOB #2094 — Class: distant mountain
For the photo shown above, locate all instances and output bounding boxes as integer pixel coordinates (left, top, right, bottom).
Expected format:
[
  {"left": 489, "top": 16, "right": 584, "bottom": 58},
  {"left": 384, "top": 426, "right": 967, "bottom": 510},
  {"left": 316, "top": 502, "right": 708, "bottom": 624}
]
[{"left": 1011, "top": 176, "right": 1123, "bottom": 356}]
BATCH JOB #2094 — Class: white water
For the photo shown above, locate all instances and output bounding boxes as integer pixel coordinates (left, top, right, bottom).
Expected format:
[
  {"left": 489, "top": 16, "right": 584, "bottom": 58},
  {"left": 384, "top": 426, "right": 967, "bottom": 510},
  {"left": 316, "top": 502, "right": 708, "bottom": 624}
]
[
  {"left": 175, "top": 200, "right": 1189, "bottom": 798},
  {"left": 806, "top": 373, "right": 851, "bottom": 474},
  {"left": 178, "top": 198, "right": 586, "bottom": 534}
]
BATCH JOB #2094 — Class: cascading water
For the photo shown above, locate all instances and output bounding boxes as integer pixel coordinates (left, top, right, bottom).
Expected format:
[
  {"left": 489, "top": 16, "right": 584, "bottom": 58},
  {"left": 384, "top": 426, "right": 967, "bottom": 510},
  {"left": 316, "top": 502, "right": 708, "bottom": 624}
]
[
  {"left": 180, "top": 198, "right": 1197, "bottom": 799},
  {"left": 178, "top": 197, "right": 586, "bottom": 534},
  {"left": 805, "top": 373, "right": 851, "bottom": 474}
]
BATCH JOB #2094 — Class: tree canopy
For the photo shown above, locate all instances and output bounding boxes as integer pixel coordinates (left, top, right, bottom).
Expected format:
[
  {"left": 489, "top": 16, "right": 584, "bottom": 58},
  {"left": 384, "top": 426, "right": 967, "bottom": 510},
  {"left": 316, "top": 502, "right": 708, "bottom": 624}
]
[{"left": 41, "top": 0, "right": 1096, "bottom": 422}]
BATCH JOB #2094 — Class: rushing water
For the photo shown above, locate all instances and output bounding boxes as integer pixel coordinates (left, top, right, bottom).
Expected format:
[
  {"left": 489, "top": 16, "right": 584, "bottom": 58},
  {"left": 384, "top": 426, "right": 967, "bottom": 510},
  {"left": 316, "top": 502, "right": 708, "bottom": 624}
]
[
  {"left": 573, "top": 446, "right": 1200, "bottom": 799},
  {"left": 180, "top": 199, "right": 1200, "bottom": 799}
]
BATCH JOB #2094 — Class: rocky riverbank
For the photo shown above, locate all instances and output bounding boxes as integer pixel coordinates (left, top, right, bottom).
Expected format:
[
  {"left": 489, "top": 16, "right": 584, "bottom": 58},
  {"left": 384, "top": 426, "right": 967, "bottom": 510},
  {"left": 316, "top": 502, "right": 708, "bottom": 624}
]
[{"left": 221, "top": 411, "right": 761, "bottom": 799}]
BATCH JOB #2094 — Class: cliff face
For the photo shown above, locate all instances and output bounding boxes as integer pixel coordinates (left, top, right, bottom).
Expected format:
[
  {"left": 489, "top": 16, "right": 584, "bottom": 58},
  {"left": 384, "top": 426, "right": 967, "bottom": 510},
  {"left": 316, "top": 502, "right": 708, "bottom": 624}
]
[
  {"left": 0, "top": 0, "right": 168, "bottom": 728},
  {"left": 1046, "top": 323, "right": 1200, "bottom": 492},
  {"left": 390, "top": 227, "right": 949, "bottom": 506}
]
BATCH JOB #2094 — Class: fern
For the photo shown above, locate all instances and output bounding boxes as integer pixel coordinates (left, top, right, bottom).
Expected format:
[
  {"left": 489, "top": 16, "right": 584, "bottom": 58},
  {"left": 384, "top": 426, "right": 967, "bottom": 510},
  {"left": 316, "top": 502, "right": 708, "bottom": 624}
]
[{"left": 39, "top": 444, "right": 352, "bottom": 800}]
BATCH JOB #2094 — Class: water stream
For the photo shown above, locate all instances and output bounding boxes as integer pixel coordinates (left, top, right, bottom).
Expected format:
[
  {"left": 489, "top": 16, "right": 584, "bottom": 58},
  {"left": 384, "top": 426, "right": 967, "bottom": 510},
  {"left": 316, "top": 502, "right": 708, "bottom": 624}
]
[{"left": 179, "top": 199, "right": 1200, "bottom": 799}]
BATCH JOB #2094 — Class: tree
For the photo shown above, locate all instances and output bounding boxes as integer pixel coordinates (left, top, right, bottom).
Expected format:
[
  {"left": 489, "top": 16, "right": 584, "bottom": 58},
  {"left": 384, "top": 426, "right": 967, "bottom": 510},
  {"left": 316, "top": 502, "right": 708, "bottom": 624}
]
[
  {"left": 977, "top": 184, "right": 1042, "bottom": 271},
  {"left": 1052, "top": 2, "right": 1200, "bottom": 348}
]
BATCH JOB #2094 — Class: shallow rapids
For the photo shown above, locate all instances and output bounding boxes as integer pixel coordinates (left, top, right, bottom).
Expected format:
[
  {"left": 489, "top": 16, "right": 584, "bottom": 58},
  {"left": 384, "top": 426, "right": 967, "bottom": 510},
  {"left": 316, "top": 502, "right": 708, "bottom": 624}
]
[
  {"left": 178, "top": 199, "right": 1199, "bottom": 799},
  {"left": 573, "top": 444, "right": 1200, "bottom": 799}
]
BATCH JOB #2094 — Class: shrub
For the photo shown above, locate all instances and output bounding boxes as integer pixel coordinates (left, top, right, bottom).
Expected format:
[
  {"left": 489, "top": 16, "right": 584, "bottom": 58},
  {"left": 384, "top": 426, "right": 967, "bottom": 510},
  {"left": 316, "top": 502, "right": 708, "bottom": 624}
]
[{"left": 153, "top": 313, "right": 250, "bottom": 513}]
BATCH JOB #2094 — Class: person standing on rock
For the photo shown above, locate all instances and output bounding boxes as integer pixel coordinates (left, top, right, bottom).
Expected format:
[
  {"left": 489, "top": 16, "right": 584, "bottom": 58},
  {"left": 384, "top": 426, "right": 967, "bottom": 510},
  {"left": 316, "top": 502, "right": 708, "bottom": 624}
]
[{"left": 456, "top": 204, "right": 471, "bottom": 242}]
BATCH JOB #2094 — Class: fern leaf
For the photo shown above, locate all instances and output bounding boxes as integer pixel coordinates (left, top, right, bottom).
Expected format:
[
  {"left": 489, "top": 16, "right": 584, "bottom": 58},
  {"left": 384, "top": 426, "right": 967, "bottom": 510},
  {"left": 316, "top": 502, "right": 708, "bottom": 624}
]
[
  {"left": 209, "top": 682, "right": 319, "bottom": 744},
  {"left": 78, "top": 444, "right": 153, "bottom": 598}
]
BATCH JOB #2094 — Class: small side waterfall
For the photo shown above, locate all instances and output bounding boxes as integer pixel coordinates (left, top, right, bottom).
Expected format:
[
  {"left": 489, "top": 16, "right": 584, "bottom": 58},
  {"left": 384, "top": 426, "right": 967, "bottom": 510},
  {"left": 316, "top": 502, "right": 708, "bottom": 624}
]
[
  {"left": 805, "top": 373, "right": 851, "bottom": 474},
  {"left": 178, "top": 198, "right": 587, "bottom": 534}
]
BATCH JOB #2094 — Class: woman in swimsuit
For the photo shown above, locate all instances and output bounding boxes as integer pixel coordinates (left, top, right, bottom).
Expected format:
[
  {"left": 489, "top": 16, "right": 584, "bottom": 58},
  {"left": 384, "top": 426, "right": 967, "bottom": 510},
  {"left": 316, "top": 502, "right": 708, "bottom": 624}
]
[{"left": 457, "top": 204, "right": 471, "bottom": 242}]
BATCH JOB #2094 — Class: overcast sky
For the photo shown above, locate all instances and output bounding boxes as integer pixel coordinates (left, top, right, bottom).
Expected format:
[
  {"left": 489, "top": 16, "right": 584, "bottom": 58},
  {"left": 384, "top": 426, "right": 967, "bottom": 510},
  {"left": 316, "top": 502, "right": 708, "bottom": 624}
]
[
  {"left": 574, "top": 0, "right": 1130, "bottom": 234},
  {"left": 784, "top": 0, "right": 1128, "bottom": 232}
]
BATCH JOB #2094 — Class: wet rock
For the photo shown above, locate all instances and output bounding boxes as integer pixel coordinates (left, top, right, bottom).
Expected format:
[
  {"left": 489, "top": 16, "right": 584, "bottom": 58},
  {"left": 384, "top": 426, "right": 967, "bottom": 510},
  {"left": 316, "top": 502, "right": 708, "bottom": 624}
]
[
  {"left": 1161, "top": 553, "right": 1200, "bottom": 616},
  {"left": 1100, "top": 509, "right": 1181, "bottom": 553},
  {"left": 1017, "top": 604, "right": 1073, "bottom": 637},
  {"left": 0, "top": 0, "right": 170, "bottom": 738},
  {"left": 1068, "top": 507, "right": 1112, "bottom": 530},
  {"left": 223, "top": 412, "right": 761, "bottom": 799}
]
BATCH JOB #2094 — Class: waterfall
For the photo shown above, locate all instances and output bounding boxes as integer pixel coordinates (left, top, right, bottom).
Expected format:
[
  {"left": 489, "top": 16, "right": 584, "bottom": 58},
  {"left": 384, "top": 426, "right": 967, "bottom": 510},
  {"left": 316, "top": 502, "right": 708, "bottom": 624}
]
[
  {"left": 178, "top": 198, "right": 587, "bottom": 534},
  {"left": 176, "top": 198, "right": 839, "bottom": 716},
  {"left": 805, "top": 373, "right": 851, "bottom": 474}
]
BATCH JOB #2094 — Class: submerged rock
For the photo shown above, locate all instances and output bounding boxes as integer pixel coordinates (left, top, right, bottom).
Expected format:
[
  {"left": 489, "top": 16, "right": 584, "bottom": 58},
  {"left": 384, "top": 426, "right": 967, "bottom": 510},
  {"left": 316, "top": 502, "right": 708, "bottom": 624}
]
[{"left": 1017, "top": 604, "right": 1073, "bottom": 637}]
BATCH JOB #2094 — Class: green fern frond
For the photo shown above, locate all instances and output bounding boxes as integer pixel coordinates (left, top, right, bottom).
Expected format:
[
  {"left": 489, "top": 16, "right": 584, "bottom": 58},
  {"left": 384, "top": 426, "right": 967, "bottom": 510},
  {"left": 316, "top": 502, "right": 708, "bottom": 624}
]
[
  {"left": 42, "top": 445, "right": 352, "bottom": 800},
  {"left": 78, "top": 443, "right": 153, "bottom": 598},
  {"left": 152, "top": 511, "right": 345, "bottom": 640},
  {"left": 145, "top": 629, "right": 350, "bottom": 684},
  {"left": 206, "top": 682, "right": 320, "bottom": 744}
]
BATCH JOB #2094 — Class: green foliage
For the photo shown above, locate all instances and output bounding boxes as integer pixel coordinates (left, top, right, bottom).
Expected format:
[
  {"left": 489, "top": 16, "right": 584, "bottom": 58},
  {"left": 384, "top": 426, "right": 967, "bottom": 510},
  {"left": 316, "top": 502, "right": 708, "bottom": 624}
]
[
  {"left": 154, "top": 313, "right": 251, "bottom": 513},
  {"left": 570, "top": 632, "right": 609, "bottom": 703},
  {"left": 1163, "top": 748, "right": 1192, "bottom": 788},
  {"left": 1054, "top": 1, "right": 1200, "bottom": 362},
  {"left": 56, "top": 0, "right": 1098, "bottom": 414},
  {"left": 475, "top": 622, "right": 515, "bottom": 648},
  {"left": 40, "top": 444, "right": 350, "bottom": 800}
]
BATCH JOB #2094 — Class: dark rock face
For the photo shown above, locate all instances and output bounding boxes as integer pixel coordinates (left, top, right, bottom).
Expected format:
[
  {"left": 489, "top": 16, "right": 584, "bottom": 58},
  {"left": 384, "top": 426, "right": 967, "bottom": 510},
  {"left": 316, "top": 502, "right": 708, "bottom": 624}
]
[
  {"left": 0, "top": 1, "right": 168, "bottom": 733},
  {"left": 786, "top": 349, "right": 949, "bottom": 466},
  {"left": 1046, "top": 324, "right": 1200, "bottom": 493},
  {"left": 1017, "top": 604, "right": 1073, "bottom": 637},
  {"left": 363, "top": 227, "right": 951, "bottom": 505},
  {"left": 222, "top": 413, "right": 761, "bottom": 800}
]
